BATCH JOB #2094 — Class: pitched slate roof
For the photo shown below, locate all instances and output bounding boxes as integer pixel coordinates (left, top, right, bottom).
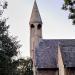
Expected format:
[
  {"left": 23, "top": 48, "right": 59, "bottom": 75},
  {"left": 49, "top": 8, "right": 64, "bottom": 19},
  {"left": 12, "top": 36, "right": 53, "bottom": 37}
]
[
  {"left": 35, "top": 39, "right": 75, "bottom": 69},
  {"left": 35, "top": 39, "right": 58, "bottom": 69},
  {"left": 59, "top": 40, "right": 75, "bottom": 68}
]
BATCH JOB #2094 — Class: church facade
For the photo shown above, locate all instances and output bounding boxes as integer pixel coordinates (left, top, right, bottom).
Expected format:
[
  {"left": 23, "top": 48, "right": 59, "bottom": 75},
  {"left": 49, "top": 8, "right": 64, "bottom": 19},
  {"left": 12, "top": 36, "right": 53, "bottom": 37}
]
[{"left": 29, "top": 0, "right": 75, "bottom": 75}]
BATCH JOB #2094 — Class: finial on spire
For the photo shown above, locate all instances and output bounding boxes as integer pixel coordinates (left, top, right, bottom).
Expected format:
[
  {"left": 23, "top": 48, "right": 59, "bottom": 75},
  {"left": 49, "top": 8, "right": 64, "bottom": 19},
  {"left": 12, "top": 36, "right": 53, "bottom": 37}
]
[
  {"left": 34, "top": 0, "right": 36, "bottom": 2},
  {"left": 29, "top": 0, "right": 42, "bottom": 24}
]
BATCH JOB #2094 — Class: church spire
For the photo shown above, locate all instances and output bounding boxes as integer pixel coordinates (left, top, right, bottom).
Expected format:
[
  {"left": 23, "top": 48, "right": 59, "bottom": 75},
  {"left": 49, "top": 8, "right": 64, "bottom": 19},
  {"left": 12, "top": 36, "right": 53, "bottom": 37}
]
[{"left": 29, "top": 0, "right": 42, "bottom": 24}]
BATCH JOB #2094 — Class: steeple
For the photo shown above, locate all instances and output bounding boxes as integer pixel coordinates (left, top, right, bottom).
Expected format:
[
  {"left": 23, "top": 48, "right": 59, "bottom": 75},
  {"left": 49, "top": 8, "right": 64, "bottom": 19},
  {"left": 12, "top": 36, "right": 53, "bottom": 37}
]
[
  {"left": 29, "top": 1, "right": 42, "bottom": 75},
  {"left": 29, "top": 0, "right": 42, "bottom": 24}
]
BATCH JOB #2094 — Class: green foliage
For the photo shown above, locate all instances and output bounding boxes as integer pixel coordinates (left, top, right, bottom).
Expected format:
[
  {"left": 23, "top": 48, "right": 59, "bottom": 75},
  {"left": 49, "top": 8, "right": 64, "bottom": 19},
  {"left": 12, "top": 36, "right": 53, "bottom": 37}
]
[
  {"left": 0, "top": 1, "right": 33, "bottom": 75},
  {"left": 0, "top": 0, "right": 8, "bottom": 15},
  {"left": 0, "top": 19, "right": 20, "bottom": 75},
  {"left": 62, "top": 0, "right": 75, "bottom": 25},
  {"left": 64, "top": 0, "right": 71, "bottom": 5},
  {"left": 0, "top": 0, "right": 21, "bottom": 75},
  {"left": 12, "top": 58, "right": 33, "bottom": 75}
]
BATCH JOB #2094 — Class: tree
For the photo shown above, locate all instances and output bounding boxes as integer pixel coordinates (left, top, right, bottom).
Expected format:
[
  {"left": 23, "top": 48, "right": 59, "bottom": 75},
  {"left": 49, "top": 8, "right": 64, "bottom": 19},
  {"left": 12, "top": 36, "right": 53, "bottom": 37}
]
[
  {"left": 24, "top": 58, "right": 33, "bottom": 75},
  {"left": 0, "top": 1, "right": 33, "bottom": 75},
  {"left": 12, "top": 58, "right": 33, "bottom": 75},
  {"left": 0, "top": 0, "right": 20, "bottom": 75},
  {"left": 0, "top": 20, "right": 21, "bottom": 75},
  {"left": 62, "top": 0, "right": 75, "bottom": 25}
]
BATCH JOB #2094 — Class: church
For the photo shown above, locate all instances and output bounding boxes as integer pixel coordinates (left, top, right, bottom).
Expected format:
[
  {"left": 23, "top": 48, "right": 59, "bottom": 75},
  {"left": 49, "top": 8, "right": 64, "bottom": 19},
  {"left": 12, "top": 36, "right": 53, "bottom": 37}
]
[{"left": 29, "top": 0, "right": 75, "bottom": 75}]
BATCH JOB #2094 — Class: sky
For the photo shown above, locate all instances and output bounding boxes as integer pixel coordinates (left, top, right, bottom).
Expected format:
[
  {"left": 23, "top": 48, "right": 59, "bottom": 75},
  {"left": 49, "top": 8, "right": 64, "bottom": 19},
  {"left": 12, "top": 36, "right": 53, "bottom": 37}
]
[{"left": 4, "top": 0, "right": 75, "bottom": 57}]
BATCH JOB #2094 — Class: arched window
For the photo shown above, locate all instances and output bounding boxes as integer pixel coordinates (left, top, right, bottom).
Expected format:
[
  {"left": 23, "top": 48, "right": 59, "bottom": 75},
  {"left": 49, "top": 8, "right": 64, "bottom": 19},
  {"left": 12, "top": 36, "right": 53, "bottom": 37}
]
[
  {"left": 31, "top": 24, "right": 34, "bottom": 28},
  {"left": 37, "top": 24, "right": 41, "bottom": 29}
]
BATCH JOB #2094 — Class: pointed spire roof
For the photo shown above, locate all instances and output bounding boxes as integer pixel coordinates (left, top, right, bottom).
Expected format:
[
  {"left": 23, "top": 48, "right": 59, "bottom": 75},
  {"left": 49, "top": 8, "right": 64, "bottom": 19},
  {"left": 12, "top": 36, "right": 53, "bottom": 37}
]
[{"left": 29, "top": 0, "right": 42, "bottom": 24}]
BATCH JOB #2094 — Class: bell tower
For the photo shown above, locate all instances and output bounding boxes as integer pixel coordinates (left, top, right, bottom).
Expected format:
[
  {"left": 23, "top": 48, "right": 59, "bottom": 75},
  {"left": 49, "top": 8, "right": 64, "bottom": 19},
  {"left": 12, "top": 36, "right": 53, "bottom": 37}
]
[
  {"left": 29, "top": 0, "right": 42, "bottom": 75},
  {"left": 29, "top": 0, "right": 42, "bottom": 60}
]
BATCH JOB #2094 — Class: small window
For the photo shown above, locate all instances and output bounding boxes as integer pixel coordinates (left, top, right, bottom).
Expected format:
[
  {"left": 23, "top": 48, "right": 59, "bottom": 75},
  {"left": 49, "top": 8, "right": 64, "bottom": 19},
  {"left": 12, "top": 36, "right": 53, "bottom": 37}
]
[
  {"left": 37, "top": 24, "right": 41, "bottom": 29},
  {"left": 31, "top": 24, "right": 34, "bottom": 28}
]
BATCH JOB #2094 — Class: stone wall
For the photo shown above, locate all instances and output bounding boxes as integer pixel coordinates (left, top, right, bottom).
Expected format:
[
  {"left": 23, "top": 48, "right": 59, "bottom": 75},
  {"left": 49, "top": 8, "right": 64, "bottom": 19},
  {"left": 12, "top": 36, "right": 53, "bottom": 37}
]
[{"left": 58, "top": 45, "right": 65, "bottom": 75}]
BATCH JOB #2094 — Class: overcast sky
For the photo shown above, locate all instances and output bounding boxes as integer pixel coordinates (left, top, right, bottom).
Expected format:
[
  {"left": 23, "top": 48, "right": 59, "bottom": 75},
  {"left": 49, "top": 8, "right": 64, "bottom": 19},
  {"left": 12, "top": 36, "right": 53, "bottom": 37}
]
[{"left": 5, "top": 0, "right": 75, "bottom": 57}]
